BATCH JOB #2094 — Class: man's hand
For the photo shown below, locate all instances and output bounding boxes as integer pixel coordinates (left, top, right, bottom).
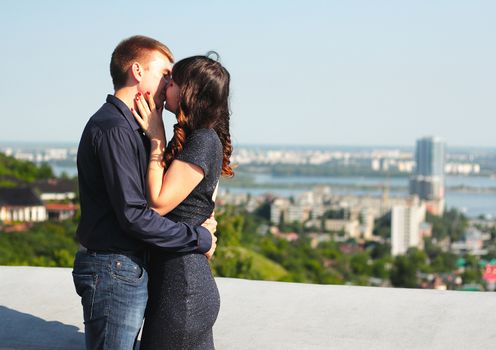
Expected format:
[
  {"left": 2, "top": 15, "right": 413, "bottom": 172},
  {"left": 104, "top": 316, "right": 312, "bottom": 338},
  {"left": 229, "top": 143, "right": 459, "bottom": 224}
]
[{"left": 202, "top": 212, "right": 217, "bottom": 260}]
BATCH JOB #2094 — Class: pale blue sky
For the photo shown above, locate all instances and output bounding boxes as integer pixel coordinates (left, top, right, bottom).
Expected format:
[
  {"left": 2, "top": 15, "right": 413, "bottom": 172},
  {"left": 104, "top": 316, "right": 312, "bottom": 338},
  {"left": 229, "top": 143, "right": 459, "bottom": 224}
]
[{"left": 0, "top": 0, "right": 494, "bottom": 147}]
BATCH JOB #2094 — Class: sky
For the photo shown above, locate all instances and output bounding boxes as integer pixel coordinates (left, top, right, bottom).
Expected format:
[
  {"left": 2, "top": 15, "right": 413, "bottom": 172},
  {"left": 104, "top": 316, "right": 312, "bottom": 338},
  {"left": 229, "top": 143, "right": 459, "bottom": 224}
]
[{"left": 0, "top": 0, "right": 495, "bottom": 147}]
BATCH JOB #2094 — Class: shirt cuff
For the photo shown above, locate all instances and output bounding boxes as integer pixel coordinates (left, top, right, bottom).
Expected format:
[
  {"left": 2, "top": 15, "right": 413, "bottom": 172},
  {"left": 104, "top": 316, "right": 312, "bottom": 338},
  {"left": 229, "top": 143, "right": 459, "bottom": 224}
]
[{"left": 196, "top": 226, "right": 213, "bottom": 253}]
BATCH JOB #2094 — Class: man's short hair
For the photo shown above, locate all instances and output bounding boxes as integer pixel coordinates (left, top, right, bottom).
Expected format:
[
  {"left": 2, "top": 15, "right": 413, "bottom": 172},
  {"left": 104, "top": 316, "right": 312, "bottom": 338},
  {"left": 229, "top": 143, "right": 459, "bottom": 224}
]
[{"left": 110, "top": 35, "right": 174, "bottom": 90}]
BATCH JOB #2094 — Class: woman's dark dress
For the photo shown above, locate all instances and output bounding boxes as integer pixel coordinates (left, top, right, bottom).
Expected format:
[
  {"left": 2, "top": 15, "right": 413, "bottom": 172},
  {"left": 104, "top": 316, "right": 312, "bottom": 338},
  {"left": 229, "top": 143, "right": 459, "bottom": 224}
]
[{"left": 141, "top": 129, "right": 222, "bottom": 350}]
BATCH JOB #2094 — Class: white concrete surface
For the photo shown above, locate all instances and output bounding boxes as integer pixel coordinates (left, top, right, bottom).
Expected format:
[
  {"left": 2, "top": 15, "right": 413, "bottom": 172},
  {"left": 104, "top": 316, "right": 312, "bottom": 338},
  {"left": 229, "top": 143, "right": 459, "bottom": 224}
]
[{"left": 1, "top": 266, "right": 495, "bottom": 349}]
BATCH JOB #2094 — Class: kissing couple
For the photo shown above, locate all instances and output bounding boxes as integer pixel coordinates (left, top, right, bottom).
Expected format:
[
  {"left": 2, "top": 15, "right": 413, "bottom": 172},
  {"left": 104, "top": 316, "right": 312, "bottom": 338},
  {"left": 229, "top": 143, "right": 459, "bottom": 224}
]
[{"left": 72, "top": 35, "right": 233, "bottom": 349}]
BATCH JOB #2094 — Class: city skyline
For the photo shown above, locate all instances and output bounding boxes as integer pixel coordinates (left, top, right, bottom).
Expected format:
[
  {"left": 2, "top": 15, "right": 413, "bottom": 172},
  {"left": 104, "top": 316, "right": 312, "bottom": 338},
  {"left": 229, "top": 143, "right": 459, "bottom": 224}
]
[{"left": 1, "top": 139, "right": 496, "bottom": 153}]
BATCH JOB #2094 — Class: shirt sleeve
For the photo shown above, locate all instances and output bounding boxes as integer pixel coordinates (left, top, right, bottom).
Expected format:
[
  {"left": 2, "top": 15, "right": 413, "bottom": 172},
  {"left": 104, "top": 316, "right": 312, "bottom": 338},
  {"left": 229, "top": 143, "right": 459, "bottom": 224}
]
[
  {"left": 175, "top": 129, "right": 219, "bottom": 177},
  {"left": 96, "top": 126, "right": 212, "bottom": 253}
]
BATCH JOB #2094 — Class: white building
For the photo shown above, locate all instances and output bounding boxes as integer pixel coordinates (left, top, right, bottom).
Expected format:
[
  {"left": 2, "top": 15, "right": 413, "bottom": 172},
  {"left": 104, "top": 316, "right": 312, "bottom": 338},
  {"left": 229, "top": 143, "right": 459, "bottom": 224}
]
[
  {"left": 391, "top": 199, "right": 426, "bottom": 256},
  {"left": 324, "top": 219, "right": 360, "bottom": 238},
  {"left": 0, "top": 187, "right": 47, "bottom": 223},
  {"left": 271, "top": 198, "right": 290, "bottom": 225}
]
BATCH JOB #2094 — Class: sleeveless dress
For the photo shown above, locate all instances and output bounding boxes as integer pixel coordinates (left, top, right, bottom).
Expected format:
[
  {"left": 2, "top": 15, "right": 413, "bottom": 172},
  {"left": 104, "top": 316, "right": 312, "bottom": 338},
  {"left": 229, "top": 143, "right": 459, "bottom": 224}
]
[{"left": 140, "top": 128, "right": 222, "bottom": 350}]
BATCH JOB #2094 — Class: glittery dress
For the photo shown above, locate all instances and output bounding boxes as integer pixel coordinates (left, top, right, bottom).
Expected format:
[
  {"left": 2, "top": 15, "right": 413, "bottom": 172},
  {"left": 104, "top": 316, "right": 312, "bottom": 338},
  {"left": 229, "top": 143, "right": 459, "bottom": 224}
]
[{"left": 140, "top": 129, "right": 222, "bottom": 350}]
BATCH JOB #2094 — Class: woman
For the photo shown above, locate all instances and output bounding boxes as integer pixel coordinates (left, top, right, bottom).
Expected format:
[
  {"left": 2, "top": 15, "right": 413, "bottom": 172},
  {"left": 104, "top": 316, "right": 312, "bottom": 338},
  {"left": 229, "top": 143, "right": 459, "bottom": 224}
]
[{"left": 131, "top": 55, "right": 233, "bottom": 349}]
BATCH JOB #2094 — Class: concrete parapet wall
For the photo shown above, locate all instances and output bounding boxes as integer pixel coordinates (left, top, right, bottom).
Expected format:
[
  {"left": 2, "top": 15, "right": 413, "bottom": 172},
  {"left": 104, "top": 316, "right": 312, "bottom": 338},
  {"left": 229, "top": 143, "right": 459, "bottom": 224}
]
[{"left": 1, "top": 266, "right": 494, "bottom": 349}]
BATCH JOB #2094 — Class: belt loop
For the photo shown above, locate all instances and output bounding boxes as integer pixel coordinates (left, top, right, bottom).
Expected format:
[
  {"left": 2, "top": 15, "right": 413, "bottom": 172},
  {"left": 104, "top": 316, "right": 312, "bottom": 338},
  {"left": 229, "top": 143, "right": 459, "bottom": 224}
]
[{"left": 79, "top": 244, "right": 97, "bottom": 256}]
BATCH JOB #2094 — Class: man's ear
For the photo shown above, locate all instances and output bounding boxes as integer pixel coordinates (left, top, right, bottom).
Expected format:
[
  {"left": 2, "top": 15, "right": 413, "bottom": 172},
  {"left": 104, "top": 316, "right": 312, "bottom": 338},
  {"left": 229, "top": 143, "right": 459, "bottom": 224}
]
[{"left": 130, "top": 62, "right": 143, "bottom": 83}]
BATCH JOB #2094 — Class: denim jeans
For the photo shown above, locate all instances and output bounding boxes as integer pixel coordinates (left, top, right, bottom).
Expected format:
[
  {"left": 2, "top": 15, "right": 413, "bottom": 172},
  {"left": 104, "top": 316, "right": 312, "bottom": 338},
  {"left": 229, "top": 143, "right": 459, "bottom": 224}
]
[{"left": 72, "top": 250, "right": 148, "bottom": 350}]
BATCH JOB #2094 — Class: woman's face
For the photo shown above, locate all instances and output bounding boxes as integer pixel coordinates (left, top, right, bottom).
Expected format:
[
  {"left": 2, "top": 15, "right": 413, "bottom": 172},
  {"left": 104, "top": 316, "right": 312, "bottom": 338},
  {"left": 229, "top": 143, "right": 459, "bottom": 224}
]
[{"left": 164, "top": 79, "right": 180, "bottom": 114}]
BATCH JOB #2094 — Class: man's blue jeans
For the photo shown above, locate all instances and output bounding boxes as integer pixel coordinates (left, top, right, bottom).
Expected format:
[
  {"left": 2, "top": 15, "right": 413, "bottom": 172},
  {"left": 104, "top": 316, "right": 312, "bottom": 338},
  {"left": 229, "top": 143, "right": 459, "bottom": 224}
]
[{"left": 72, "top": 251, "right": 148, "bottom": 350}]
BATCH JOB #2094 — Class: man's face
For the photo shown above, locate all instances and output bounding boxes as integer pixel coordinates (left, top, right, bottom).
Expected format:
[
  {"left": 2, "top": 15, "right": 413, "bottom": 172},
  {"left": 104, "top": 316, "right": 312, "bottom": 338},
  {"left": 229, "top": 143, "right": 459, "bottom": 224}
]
[{"left": 138, "top": 51, "right": 173, "bottom": 108}]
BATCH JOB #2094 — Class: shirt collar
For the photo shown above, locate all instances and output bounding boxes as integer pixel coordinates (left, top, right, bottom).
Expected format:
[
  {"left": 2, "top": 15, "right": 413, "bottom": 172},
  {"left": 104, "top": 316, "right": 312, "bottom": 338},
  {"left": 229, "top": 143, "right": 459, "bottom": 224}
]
[{"left": 106, "top": 94, "right": 140, "bottom": 131}]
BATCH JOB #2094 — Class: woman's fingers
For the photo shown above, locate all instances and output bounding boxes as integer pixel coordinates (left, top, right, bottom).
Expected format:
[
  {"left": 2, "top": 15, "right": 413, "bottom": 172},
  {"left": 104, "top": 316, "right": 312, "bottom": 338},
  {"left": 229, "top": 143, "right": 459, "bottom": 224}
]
[
  {"left": 145, "top": 91, "right": 156, "bottom": 111},
  {"left": 135, "top": 94, "right": 147, "bottom": 119},
  {"left": 130, "top": 107, "right": 145, "bottom": 128},
  {"left": 138, "top": 93, "right": 151, "bottom": 115},
  {"left": 133, "top": 92, "right": 164, "bottom": 139}
]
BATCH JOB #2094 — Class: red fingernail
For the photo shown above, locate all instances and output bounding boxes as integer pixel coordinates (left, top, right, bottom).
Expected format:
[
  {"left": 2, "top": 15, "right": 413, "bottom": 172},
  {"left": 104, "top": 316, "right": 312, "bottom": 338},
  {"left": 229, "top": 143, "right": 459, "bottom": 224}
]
[
  {"left": 137, "top": 92, "right": 142, "bottom": 96},
  {"left": 146, "top": 91, "right": 150, "bottom": 95},
  {"left": 131, "top": 107, "right": 134, "bottom": 112}
]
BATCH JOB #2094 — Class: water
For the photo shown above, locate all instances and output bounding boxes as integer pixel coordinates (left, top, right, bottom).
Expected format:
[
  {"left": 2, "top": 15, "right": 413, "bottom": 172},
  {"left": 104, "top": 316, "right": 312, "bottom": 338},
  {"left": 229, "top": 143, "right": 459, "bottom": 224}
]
[
  {"left": 51, "top": 165, "right": 78, "bottom": 177},
  {"left": 445, "top": 192, "right": 496, "bottom": 218}
]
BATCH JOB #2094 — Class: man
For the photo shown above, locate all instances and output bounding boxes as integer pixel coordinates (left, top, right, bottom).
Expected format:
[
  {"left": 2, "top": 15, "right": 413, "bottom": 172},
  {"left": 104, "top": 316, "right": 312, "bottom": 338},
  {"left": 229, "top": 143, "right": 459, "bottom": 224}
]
[{"left": 72, "top": 35, "right": 217, "bottom": 350}]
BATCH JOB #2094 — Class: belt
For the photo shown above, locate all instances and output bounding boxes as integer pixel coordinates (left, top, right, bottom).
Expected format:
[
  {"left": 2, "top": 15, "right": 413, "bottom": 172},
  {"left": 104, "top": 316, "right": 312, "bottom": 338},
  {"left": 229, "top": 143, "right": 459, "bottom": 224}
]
[{"left": 79, "top": 244, "right": 145, "bottom": 259}]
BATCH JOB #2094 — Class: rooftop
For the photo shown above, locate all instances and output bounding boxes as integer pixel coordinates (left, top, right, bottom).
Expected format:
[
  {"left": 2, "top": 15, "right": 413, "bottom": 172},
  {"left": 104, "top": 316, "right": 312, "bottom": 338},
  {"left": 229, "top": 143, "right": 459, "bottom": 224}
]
[
  {"left": 1, "top": 266, "right": 495, "bottom": 350},
  {"left": 0, "top": 187, "right": 43, "bottom": 207},
  {"left": 34, "top": 178, "right": 77, "bottom": 194}
]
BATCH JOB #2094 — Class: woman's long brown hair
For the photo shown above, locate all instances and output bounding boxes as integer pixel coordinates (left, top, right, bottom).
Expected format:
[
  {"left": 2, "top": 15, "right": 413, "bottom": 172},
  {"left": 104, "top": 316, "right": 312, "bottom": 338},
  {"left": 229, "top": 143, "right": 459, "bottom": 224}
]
[{"left": 164, "top": 55, "right": 233, "bottom": 177}]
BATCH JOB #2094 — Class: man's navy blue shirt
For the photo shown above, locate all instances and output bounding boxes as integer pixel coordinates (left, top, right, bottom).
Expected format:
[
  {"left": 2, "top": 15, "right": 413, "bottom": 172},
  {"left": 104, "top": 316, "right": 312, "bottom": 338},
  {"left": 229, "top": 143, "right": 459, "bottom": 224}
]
[{"left": 76, "top": 95, "right": 212, "bottom": 254}]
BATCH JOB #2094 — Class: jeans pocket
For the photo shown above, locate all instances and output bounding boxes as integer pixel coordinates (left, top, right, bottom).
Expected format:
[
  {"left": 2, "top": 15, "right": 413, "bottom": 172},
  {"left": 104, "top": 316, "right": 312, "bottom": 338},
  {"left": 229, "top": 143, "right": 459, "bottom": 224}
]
[
  {"left": 111, "top": 257, "right": 145, "bottom": 284},
  {"left": 72, "top": 272, "right": 97, "bottom": 321}
]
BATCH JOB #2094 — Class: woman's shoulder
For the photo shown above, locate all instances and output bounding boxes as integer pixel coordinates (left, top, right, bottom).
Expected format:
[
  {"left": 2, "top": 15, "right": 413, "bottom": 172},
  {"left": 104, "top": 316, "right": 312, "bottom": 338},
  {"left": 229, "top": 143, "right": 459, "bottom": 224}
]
[
  {"left": 177, "top": 128, "right": 222, "bottom": 177},
  {"left": 190, "top": 128, "right": 219, "bottom": 138},
  {"left": 179, "top": 128, "right": 222, "bottom": 161},
  {"left": 189, "top": 128, "right": 221, "bottom": 147}
]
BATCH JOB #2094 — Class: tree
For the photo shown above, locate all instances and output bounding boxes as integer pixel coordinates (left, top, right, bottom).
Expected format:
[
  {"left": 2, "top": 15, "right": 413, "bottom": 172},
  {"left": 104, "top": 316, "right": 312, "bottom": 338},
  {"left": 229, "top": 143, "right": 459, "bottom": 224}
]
[
  {"left": 253, "top": 201, "right": 271, "bottom": 220},
  {"left": 373, "top": 213, "right": 391, "bottom": 239},
  {"left": 406, "top": 248, "right": 430, "bottom": 273},
  {"left": 368, "top": 242, "right": 391, "bottom": 260},
  {"left": 0, "top": 152, "right": 55, "bottom": 183},
  {"left": 38, "top": 163, "right": 55, "bottom": 179},
  {"left": 0, "top": 220, "right": 79, "bottom": 267},
  {"left": 390, "top": 255, "right": 417, "bottom": 288},
  {"left": 350, "top": 252, "right": 370, "bottom": 276},
  {"left": 216, "top": 206, "right": 243, "bottom": 246},
  {"left": 426, "top": 208, "right": 468, "bottom": 242},
  {"left": 430, "top": 252, "right": 457, "bottom": 273},
  {"left": 461, "top": 254, "right": 483, "bottom": 284},
  {"left": 371, "top": 259, "right": 389, "bottom": 279}
]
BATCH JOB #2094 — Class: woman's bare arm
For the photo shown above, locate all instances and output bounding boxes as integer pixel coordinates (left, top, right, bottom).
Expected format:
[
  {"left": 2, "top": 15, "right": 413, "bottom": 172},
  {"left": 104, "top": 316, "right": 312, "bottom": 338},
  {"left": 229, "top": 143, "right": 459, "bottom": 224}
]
[
  {"left": 147, "top": 158, "right": 204, "bottom": 216},
  {"left": 131, "top": 92, "right": 205, "bottom": 215}
]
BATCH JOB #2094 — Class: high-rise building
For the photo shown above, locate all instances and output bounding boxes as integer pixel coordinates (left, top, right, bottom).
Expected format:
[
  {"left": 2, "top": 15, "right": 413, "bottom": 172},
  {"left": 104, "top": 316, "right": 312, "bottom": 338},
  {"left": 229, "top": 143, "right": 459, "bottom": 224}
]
[
  {"left": 391, "top": 199, "right": 426, "bottom": 256},
  {"left": 409, "top": 137, "right": 445, "bottom": 215},
  {"left": 414, "top": 137, "right": 445, "bottom": 178}
]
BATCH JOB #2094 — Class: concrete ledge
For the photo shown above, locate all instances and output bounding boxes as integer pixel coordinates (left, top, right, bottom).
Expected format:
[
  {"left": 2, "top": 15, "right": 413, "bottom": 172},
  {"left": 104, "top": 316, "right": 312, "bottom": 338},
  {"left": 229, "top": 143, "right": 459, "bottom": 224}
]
[{"left": 0, "top": 266, "right": 495, "bottom": 349}]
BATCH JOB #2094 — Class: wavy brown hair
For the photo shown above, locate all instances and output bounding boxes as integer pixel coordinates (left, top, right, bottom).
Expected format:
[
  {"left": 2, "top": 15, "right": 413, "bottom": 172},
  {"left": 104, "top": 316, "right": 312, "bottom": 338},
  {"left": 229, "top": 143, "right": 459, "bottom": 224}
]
[{"left": 164, "top": 55, "right": 233, "bottom": 177}]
